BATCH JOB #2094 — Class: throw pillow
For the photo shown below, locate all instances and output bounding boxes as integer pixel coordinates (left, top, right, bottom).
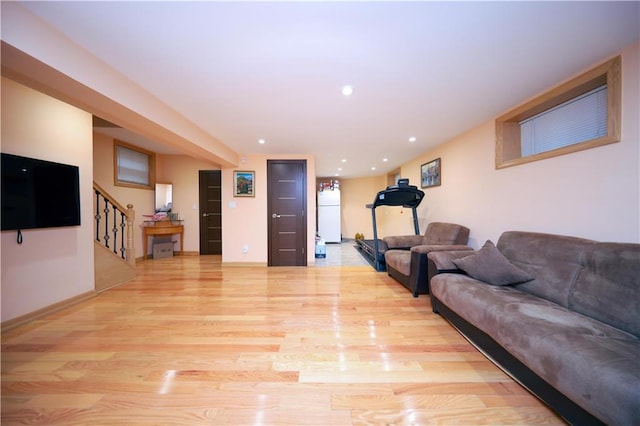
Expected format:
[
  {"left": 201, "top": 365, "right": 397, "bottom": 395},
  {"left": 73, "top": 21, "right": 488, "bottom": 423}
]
[{"left": 453, "top": 240, "right": 534, "bottom": 286}]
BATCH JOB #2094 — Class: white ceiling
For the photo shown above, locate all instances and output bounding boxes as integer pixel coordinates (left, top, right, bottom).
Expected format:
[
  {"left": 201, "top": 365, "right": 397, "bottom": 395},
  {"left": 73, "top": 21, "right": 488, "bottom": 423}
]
[{"left": 20, "top": 1, "right": 640, "bottom": 178}]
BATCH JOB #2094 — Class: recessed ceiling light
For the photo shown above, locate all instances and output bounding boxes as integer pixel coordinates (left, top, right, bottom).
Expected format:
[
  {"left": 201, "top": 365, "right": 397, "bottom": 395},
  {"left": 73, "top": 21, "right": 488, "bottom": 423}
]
[
  {"left": 335, "top": 173, "right": 340, "bottom": 177},
  {"left": 341, "top": 158, "right": 347, "bottom": 163},
  {"left": 371, "top": 166, "right": 376, "bottom": 171},
  {"left": 341, "top": 85, "right": 354, "bottom": 96},
  {"left": 337, "top": 167, "right": 342, "bottom": 171},
  {"left": 409, "top": 137, "right": 416, "bottom": 143},
  {"left": 258, "top": 139, "right": 266, "bottom": 144},
  {"left": 383, "top": 158, "right": 388, "bottom": 162}
]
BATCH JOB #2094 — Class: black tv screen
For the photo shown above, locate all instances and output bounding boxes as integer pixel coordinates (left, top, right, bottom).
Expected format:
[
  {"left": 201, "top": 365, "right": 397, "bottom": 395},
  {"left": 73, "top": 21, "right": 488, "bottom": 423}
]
[{"left": 1, "top": 153, "right": 81, "bottom": 231}]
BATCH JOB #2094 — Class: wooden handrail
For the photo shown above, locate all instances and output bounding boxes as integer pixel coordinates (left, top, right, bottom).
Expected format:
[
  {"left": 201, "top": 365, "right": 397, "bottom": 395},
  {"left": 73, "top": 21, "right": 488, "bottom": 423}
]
[
  {"left": 93, "top": 181, "right": 129, "bottom": 215},
  {"left": 93, "top": 182, "right": 136, "bottom": 267}
]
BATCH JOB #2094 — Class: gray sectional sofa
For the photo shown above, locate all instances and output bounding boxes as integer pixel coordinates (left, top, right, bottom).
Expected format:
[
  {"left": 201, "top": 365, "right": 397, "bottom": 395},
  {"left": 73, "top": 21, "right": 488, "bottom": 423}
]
[{"left": 428, "top": 231, "right": 639, "bottom": 425}]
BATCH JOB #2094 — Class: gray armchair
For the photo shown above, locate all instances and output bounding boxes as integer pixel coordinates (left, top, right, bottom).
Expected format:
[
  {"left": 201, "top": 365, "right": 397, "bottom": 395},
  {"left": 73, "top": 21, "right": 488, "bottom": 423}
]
[{"left": 383, "top": 222, "right": 473, "bottom": 297}]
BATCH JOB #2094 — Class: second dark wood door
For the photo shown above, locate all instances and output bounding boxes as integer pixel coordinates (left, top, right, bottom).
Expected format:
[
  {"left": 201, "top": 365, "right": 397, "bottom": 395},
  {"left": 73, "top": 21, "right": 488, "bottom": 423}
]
[
  {"left": 199, "top": 170, "right": 222, "bottom": 255},
  {"left": 267, "top": 160, "right": 307, "bottom": 266}
]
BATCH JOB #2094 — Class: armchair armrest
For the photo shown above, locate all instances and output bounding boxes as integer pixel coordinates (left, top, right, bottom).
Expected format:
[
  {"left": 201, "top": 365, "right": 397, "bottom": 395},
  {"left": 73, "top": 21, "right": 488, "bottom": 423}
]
[
  {"left": 407, "top": 245, "right": 473, "bottom": 296},
  {"left": 411, "top": 244, "right": 473, "bottom": 256},
  {"left": 383, "top": 234, "right": 423, "bottom": 250},
  {"left": 427, "top": 249, "right": 475, "bottom": 273}
]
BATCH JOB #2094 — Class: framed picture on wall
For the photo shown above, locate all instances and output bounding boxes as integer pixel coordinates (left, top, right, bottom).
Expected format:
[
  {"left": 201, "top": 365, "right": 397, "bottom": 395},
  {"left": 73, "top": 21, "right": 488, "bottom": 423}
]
[
  {"left": 234, "top": 170, "right": 255, "bottom": 197},
  {"left": 421, "top": 158, "right": 441, "bottom": 188}
]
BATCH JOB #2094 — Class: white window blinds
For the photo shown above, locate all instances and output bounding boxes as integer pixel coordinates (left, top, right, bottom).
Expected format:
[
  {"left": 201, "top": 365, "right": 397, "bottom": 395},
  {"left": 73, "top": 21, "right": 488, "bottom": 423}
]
[
  {"left": 520, "top": 85, "right": 607, "bottom": 157},
  {"left": 117, "top": 145, "right": 150, "bottom": 185}
]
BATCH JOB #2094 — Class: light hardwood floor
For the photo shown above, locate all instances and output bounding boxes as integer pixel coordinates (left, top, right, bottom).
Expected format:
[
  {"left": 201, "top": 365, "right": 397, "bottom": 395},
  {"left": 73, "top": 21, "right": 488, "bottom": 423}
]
[{"left": 1, "top": 256, "right": 564, "bottom": 425}]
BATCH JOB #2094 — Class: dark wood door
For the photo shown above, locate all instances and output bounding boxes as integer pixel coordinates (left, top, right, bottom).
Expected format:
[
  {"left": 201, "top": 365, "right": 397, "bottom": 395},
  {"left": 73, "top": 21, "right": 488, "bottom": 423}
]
[
  {"left": 267, "top": 160, "right": 307, "bottom": 266},
  {"left": 199, "top": 170, "right": 222, "bottom": 255}
]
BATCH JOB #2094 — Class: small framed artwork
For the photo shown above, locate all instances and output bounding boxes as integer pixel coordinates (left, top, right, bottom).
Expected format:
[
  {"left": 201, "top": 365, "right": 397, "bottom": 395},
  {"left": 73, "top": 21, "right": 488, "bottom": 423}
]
[
  {"left": 234, "top": 170, "right": 255, "bottom": 197},
  {"left": 421, "top": 158, "right": 441, "bottom": 188}
]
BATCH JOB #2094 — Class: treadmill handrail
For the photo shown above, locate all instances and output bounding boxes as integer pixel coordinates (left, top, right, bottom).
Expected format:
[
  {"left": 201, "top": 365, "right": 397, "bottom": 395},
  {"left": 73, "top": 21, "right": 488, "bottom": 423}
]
[{"left": 368, "top": 185, "right": 425, "bottom": 209}]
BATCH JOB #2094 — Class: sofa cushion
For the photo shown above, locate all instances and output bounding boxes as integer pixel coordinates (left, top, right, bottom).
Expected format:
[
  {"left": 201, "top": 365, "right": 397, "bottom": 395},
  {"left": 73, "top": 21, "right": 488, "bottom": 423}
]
[
  {"left": 431, "top": 274, "right": 640, "bottom": 426},
  {"left": 384, "top": 249, "right": 412, "bottom": 275},
  {"left": 497, "top": 231, "right": 596, "bottom": 308},
  {"left": 570, "top": 243, "right": 640, "bottom": 337},
  {"left": 423, "top": 222, "right": 470, "bottom": 245},
  {"left": 453, "top": 240, "right": 534, "bottom": 286}
]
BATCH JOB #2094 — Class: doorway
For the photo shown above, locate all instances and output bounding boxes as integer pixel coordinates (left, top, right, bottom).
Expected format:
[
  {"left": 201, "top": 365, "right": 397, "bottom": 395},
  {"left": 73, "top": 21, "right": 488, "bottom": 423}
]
[
  {"left": 199, "top": 170, "right": 222, "bottom": 255},
  {"left": 267, "top": 160, "right": 307, "bottom": 266}
]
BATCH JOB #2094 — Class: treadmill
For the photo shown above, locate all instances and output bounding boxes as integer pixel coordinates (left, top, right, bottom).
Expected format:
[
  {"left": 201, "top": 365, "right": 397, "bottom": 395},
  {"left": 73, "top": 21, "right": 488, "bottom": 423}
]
[{"left": 356, "top": 179, "right": 425, "bottom": 271}]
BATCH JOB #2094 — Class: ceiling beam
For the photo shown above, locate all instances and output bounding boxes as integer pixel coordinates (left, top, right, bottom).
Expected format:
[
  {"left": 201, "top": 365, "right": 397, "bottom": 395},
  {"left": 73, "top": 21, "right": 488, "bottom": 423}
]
[{"left": 0, "top": 2, "right": 239, "bottom": 168}]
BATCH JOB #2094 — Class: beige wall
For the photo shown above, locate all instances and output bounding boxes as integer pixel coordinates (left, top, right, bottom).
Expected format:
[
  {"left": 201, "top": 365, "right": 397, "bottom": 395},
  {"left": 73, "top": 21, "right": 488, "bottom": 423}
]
[
  {"left": 156, "top": 154, "right": 220, "bottom": 253},
  {"left": 1, "top": 77, "right": 94, "bottom": 321},
  {"left": 387, "top": 43, "right": 640, "bottom": 248},
  {"left": 222, "top": 154, "right": 316, "bottom": 265},
  {"left": 340, "top": 175, "right": 390, "bottom": 240}
]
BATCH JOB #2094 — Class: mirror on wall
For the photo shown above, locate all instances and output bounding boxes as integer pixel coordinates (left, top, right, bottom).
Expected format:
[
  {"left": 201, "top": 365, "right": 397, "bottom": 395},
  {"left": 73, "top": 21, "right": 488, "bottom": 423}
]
[{"left": 155, "top": 183, "right": 173, "bottom": 213}]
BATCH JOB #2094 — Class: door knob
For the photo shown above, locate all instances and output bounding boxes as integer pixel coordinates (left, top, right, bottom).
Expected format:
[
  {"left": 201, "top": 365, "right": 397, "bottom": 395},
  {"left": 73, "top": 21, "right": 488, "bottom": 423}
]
[{"left": 272, "top": 213, "right": 281, "bottom": 218}]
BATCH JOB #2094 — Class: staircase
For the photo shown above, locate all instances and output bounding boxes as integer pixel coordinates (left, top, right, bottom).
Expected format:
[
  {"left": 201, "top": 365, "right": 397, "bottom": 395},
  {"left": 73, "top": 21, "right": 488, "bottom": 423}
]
[{"left": 93, "top": 182, "right": 136, "bottom": 292}]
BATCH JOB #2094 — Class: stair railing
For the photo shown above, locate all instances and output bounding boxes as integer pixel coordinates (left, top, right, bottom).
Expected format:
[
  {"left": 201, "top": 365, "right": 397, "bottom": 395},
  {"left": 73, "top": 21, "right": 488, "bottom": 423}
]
[{"left": 93, "top": 182, "right": 136, "bottom": 266}]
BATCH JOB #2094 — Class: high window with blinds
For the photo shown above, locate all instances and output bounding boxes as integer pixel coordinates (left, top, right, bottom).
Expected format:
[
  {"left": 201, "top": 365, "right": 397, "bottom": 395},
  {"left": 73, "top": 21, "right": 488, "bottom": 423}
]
[
  {"left": 114, "top": 140, "right": 155, "bottom": 189},
  {"left": 496, "top": 56, "right": 621, "bottom": 169},
  {"left": 520, "top": 85, "right": 607, "bottom": 157}
]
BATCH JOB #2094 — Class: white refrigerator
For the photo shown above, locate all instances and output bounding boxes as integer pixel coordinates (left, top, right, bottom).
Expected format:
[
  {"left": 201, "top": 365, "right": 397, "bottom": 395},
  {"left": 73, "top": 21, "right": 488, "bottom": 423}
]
[{"left": 317, "top": 189, "right": 341, "bottom": 243}]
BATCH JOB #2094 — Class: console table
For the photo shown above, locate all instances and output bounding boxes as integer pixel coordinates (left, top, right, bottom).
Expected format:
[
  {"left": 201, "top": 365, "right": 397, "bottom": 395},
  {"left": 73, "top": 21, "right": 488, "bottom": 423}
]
[{"left": 142, "top": 220, "right": 184, "bottom": 260}]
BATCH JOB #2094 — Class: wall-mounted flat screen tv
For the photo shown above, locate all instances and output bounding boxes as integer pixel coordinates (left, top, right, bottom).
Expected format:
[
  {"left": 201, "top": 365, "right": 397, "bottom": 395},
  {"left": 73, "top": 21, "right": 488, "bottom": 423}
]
[{"left": 1, "top": 153, "right": 81, "bottom": 231}]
